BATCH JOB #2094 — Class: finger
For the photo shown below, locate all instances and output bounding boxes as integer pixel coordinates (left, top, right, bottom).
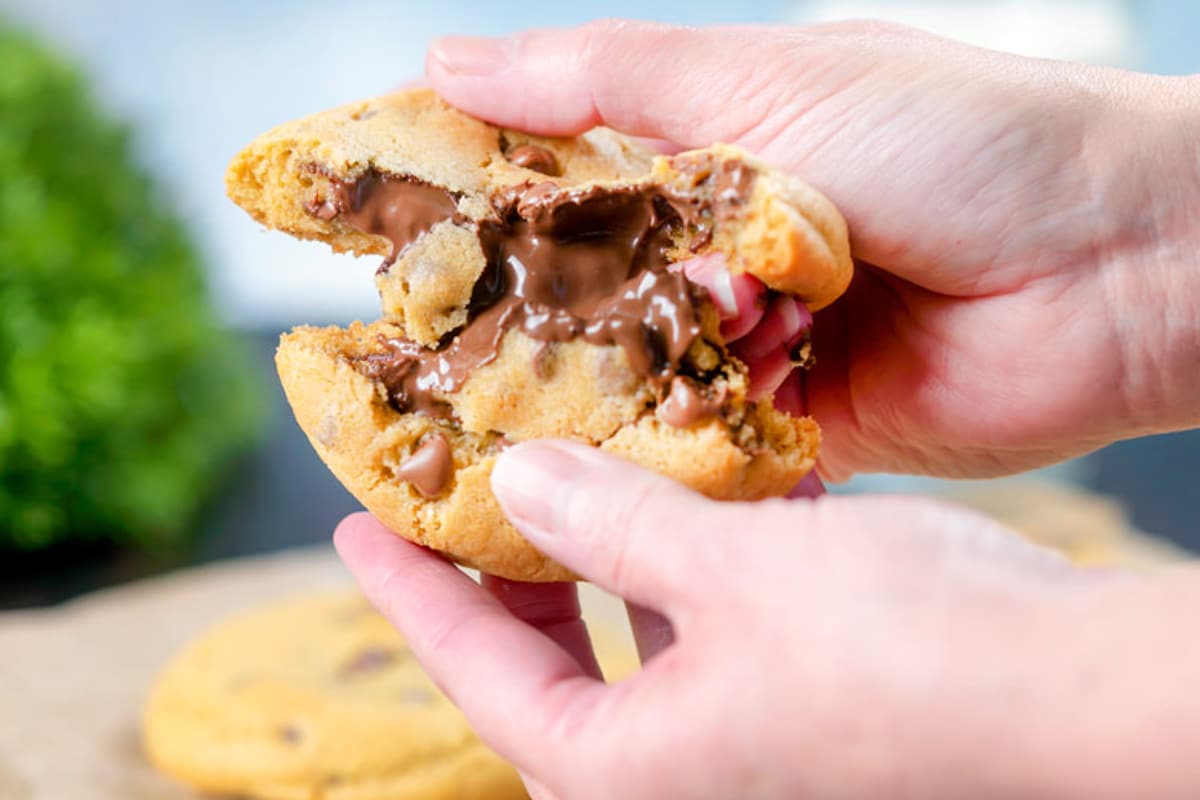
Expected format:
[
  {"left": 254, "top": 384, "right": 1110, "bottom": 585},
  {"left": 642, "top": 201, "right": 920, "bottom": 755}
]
[
  {"left": 773, "top": 368, "right": 808, "bottom": 417},
  {"left": 334, "top": 513, "right": 605, "bottom": 771},
  {"left": 738, "top": 345, "right": 794, "bottom": 401},
  {"left": 624, "top": 602, "right": 675, "bottom": 663},
  {"left": 490, "top": 440, "right": 740, "bottom": 613},
  {"left": 425, "top": 21, "right": 800, "bottom": 146},
  {"left": 802, "top": 271, "right": 860, "bottom": 483},
  {"left": 680, "top": 255, "right": 811, "bottom": 399},
  {"left": 680, "top": 253, "right": 768, "bottom": 341},
  {"left": 729, "top": 294, "right": 812, "bottom": 399},
  {"left": 633, "top": 136, "right": 683, "bottom": 155},
  {"left": 732, "top": 294, "right": 812, "bottom": 361},
  {"left": 521, "top": 772, "right": 560, "bottom": 800},
  {"left": 481, "top": 576, "right": 603, "bottom": 680}
]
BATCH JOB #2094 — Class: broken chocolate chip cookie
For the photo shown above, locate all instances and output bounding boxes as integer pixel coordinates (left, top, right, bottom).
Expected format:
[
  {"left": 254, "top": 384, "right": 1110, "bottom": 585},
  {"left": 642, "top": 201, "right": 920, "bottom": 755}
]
[{"left": 227, "top": 88, "right": 852, "bottom": 581}]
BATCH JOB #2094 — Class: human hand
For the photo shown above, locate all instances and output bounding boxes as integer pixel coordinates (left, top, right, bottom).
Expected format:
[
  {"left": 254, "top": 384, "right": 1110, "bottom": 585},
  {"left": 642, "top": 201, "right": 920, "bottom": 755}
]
[
  {"left": 425, "top": 20, "right": 1200, "bottom": 479},
  {"left": 338, "top": 441, "right": 1200, "bottom": 799}
]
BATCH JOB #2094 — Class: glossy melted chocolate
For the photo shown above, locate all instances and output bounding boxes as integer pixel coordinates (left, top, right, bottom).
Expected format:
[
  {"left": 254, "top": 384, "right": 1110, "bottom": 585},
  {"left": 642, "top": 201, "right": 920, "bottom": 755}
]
[
  {"left": 307, "top": 170, "right": 463, "bottom": 268},
  {"left": 310, "top": 163, "right": 748, "bottom": 427}
]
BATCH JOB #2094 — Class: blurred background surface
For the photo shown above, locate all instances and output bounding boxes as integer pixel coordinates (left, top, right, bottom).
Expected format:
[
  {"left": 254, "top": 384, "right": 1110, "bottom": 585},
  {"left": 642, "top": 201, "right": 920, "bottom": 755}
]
[{"left": 0, "top": 0, "right": 1195, "bottom": 607}]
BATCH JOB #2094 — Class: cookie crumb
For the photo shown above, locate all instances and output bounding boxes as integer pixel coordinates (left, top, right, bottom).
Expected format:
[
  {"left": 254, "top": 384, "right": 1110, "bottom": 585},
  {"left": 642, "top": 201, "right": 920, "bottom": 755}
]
[{"left": 316, "top": 414, "right": 338, "bottom": 446}]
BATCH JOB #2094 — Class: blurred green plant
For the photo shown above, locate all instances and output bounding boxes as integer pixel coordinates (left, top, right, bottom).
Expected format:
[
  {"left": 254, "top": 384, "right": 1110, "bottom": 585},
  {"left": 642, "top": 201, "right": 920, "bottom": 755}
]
[{"left": 0, "top": 25, "right": 263, "bottom": 551}]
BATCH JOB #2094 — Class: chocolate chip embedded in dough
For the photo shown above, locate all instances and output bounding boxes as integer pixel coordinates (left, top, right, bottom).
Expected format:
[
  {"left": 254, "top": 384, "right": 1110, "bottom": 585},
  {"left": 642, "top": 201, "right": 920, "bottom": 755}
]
[
  {"left": 394, "top": 434, "right": 454, "bottom": 497},
  {"left": 657, "top": 376, "right": 727, "bottom": 428},
  {"left": 277, "top": 724, "right": 304, "bottom": 745},
  {"left": 505, "top": 143, "right": 562, "bottom": 176},
  {"left": 338, "top": 646, "right": 402, "bottom": 677},
  {"left": 531, "top": 342, "right": 554, "bottom": 380}
]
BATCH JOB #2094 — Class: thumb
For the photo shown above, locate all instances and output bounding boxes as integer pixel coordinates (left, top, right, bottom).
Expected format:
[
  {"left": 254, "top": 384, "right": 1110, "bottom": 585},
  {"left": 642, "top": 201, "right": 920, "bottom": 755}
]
[
  {"left": 490, "top": 440, "right": 743, "bottom": 610},
  {"left": 425, "top": 20, "right": 805, "bottom": 147}
]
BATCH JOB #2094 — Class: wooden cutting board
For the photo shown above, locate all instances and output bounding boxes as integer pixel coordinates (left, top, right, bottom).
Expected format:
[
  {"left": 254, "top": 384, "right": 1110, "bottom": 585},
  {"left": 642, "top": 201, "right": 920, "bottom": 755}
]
[{"left": 0, "top": 546, "right": 634, "bottom": 800}]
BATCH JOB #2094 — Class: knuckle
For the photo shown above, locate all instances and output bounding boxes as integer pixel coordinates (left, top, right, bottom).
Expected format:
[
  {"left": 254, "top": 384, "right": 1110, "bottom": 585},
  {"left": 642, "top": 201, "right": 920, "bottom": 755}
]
[{"left": 525, "top": 681, "right": 609, "bottom": 797}]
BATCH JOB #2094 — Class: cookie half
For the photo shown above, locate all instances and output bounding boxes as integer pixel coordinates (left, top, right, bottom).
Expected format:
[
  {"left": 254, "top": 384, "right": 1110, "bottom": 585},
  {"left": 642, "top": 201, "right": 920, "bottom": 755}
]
[
  {"left": 227, "top": 89, "right": 851, "bottom": 344},
  {"left": 228, "top": 89, "right": 849, "bottom": 582}
]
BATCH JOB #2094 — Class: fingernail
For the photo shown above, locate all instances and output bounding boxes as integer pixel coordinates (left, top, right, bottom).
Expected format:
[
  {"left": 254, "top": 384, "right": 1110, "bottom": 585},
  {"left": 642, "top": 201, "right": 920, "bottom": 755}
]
[
  {"left": 491, "top": 441, "right": 589, "bottom": 538},
  {"left": 428, "top": 35, "right": 513, "bottom": 76}
]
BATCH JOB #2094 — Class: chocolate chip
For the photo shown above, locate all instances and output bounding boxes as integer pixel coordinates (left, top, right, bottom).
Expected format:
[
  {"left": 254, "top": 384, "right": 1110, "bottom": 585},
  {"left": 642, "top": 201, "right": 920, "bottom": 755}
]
[
  {"left": 657, "top": 376, "right": 727, "bottom": 428},
  {"left": 531, "top": 342, "right": 554, "bottom": 379},
  {"left": 278, "top": 724, "right": 304, "bottom": 745},
  {"left": 394, "top": 435, "right": 454, "bottom": 498},
  {"left": 505, "top": 143, "right": 562, "bottom": 177},
  {"left": 306, "top": 196, "right": 338, "bottom": 221},
  {"left": 338, "top": 646, "right": 401, "bottom": 677}
]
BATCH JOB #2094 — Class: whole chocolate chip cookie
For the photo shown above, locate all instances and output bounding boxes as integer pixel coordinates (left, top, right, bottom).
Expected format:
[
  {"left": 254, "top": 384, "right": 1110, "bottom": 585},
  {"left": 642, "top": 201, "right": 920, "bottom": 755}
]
[
  {"left": 227, "top": 89, "right": 851, "bottom": 582},
  {"left": 143, "top": 590, "right": 634, "bottom": 799}
]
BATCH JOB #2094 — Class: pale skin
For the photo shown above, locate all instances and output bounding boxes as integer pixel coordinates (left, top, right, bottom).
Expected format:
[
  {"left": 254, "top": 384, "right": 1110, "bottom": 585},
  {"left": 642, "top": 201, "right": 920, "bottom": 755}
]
[{"left": 336, "top": 20, "right": 1200, "bottom": 799}]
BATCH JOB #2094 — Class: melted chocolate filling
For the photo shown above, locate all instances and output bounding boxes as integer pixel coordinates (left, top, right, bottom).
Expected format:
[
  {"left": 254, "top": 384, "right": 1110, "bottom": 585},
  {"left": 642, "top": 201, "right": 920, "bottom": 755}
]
[
  {"left": 311, "top": 165, "right": 747, "bottom": 424},
  {"left": 307, "top": 170, "right": 464, "bottom": 271},
  {"left": 658, "top": 376, "right": 729, "bottom": 428}
]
